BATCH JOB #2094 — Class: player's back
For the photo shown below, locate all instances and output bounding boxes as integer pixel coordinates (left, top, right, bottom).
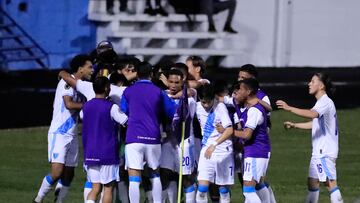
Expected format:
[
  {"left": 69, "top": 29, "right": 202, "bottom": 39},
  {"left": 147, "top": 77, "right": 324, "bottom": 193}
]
[{"left": 122, "top": 80, "right": 165, "bottom": 144}]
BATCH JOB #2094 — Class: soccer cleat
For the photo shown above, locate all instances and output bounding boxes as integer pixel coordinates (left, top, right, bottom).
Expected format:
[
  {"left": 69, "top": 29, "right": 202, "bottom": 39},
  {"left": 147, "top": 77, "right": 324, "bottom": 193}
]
[
  {"left": 208, "top": 24, "right": 217, "bottom": 33},
  {"left": 223, "top": 25, "right": 238, "bottom": 34},
  {"left": 144, "top": 7, "right": 156, "bottom": 16}
]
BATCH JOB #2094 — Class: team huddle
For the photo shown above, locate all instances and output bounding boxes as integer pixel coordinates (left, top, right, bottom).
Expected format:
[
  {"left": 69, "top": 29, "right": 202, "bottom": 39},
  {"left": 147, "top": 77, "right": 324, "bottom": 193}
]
[{"left": 33, "top": 44, "right": 344, "bottom": 203}]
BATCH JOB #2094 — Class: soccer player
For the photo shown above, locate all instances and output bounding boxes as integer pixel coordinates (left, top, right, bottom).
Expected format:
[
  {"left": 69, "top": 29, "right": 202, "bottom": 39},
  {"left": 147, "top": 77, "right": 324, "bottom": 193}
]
[
  {"left": 232, "top": 78, "right": 271, "bottom": 203},
  {"left": 195, "top": 84, "right": 234, "bottom": 203},
  {"left": 120, "top": 62, "right": 176, "bottom": 203},
  {"left": 185, "top": 55, "right": 211, "bottom": 89},
  {"left": 276, "top": 73, "right": 343, "bottom": 203},
  {"left": 82, "top": 76, "right": 128, "bottom": 203},
  {"left": 160, "top": 69, "right": 197, "bottom": 203},
  {"left": 33, "top": 54, "right": 93, "bottom": 203}
]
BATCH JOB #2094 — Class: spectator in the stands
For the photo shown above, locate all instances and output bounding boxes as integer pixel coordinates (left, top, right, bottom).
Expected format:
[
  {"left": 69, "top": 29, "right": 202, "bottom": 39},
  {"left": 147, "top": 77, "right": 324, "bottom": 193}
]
[
  {"left": 144, "top": 0, "right": 168, "bottom": 16},
  {"left": 106, "top": 0, "right": 134, "bottom": 15},
  {"left": 202, "top": 0, "right": 238, "bottom": 33}
]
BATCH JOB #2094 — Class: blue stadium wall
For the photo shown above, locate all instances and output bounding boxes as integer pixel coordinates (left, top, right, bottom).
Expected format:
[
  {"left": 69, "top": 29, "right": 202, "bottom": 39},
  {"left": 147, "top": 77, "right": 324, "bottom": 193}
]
[{"left": 2, "top": 0, "right": 96, "bottom": 70}]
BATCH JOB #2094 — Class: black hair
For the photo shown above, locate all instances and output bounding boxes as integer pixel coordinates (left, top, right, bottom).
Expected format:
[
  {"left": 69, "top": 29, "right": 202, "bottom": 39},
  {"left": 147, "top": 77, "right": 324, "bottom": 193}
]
[
  {"left": 198, "top": 84, "right": 215, "bottom": 101},
  {"left": 167, "top": 68, "right": 184, "bottom": 79},
  {"left": 171, "top": 62, "right": 189, "bottom": 79},
  {"left": 109, "top": 72, "right": 130, "bottom": 86},
  {"left": 213, "top": 80, "right": 229, "bottom": 96},
  {"left": 314, "top": 72, "right": 335, "bottom": 97},
  {"left": 93, "top": 76, "right": 110, "bottom": 94},
  {"left": 135, "top": 61, "right": 153, "bottom": 79},
  {"left": 70, "top": 54, "right": 92, "bottom": 73},
  {"left": 186, "top": 55, "right": 206, "bottom": 75},
  {"left": 239, "top": 64, "right": 258, "bottom": 79},
  {"left": 239, "top": 78, "right": 259, "bottom": 96}
]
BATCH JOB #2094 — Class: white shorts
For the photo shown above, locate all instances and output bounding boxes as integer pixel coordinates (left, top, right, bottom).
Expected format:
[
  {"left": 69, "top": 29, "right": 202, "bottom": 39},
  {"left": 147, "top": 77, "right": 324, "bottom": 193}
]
[
  {"left": 308, "top": 156, "right": 337, "bottom": 182},
  {"left": 86, "top": 164, "right": 120, "bottom": 184},
  {"left": 160, "top": 139, "right": 195, "bottom": 175},
  {"left": 125, "top": 143, "right": 161, "bottom": 170},
  {"left": 48, "top": 133, "right": 78, "bottom": 167},
  {"left": 197, "top": 148, "right": 234, "bottom": 185},
  {"left": 243, "top": 157, "right": 269, "bottom": 183}
]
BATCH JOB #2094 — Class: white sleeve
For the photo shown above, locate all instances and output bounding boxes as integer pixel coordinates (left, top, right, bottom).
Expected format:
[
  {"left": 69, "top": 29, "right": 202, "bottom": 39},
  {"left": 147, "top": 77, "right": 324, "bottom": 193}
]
[
  {"left": 60, "top": 80, "right": 74, "bottom": 97},
  {"left": 244, "top": 107, "right": 264, "bottom": 130},
  {"left": 262, "top": 95, "right": 271, "bottom": 106},
  {"left": 311, "top": 98, "right": 329, "bottom": 117},
  {"left": 76, "top": 80, "right": 95, "bottom": 100},
  {"left": 216, "top": 103, "right": 232, "bottom": 128},
  {"left": 223, "top": 95, "right": 235, "bottom": 106},
  {"left": 110, "top": 104, "right": 128, "bottom": 125}
]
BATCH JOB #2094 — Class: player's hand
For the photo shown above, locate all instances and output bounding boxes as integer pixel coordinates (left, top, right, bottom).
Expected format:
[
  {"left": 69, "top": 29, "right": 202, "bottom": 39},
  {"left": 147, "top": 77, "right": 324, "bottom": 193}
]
[
  {"left": 284, "top": 121, "right": 295, "bottom": 130},
  {"left": 204, "top": 145, "right": 215, "bottom": 159},
  {"left": 159, "top": 73, "right": 168, "bottom": 87},
  {"left": 276, "top": 100, "right": 291, "bottom": 111},
  {"left": 216, "top": 123, "right": 225, "bottom": 133}
]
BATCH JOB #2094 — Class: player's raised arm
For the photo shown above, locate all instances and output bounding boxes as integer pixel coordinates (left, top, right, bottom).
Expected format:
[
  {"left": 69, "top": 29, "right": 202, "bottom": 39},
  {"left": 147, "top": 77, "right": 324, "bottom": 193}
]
[
  {"left": 59, "top": 70, "right": 77, "bottom": 88},
  {"left": 276, "top": 100, "right": 318, "bottom": 119}
]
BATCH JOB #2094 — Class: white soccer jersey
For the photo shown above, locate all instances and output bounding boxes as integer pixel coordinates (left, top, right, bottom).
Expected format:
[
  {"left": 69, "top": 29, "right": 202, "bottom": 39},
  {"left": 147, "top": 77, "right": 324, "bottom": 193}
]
[
  {"left": 311, "top": 94, "right": 339, "bottom": 158},
  {"left": 196, "top": 102, "right": 233, "bottom": 154},
  {"left": 48, "top": 79, "right": 82, "bottom": 136},
  {"left": 76, "top": 80, "right": 126, "bottom": 104}
]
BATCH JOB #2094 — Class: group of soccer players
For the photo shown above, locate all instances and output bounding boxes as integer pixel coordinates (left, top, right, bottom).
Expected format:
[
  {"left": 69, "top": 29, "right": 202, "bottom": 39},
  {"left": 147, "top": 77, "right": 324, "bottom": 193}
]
[{"left": 33, "top": 43, "right": 344, "bottom": 203}]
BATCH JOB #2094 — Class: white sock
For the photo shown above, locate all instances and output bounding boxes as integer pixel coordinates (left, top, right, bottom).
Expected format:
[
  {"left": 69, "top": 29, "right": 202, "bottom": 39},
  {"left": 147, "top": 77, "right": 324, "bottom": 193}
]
[
  {"left": 118, "top": 181, "right": 129, "bottom": 203},
  {"left": 85, "top": 200, "right": 95, "bottom": 203},
  {"left": 146, "top": 191, "right": 153, "bottom": 203},
  {"left": 167, "top": 181, "right": 177, "bottom": 203},
  {"left": 56, "top": 185, "right": 69, "bottom": 203},
  {"left": 219, "top": 186, "right": 231, "bottom": 203},
  {"left": 36, "top": 175, "right": 55, "bottom": 201},
  {"left": 196, "top": 185, "right": 208, "bottom": 203},
  {"left": 256, "top": 183, "right": 270, "bottom": 203},
  {"left": 83, "top": 181, "right": 92, "bottom": 203},
  {"left": 266, "top": 184, "right": 276, "bottom": 203},
  {"left": 243, "top": 186, "right": 261, "bottom": 203},
  {"left": 150, "top": 176, "right": 162, "bottom": 203},
  {"left": 184, "top": 184, "right": 196, "bottom": 203},
  {"left": 330, "top": 187, "right": 343, "bottom": 203},
  {"left": 305, "top": 189, "right": 319, "bottom": 203},
  {"left": 129, "top": 176, "right": 141, "bottom": 203}
]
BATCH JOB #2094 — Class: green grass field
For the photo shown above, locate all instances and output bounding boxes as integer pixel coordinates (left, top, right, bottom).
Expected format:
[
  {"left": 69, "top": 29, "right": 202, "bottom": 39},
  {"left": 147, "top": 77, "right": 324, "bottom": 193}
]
[{"left": 0, "top": 109, "right": 359, "bottom": 203}]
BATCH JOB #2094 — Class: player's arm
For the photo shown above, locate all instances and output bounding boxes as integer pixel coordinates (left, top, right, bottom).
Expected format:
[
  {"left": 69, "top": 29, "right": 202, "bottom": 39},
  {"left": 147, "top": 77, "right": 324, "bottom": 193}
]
[
  {"left": 63, "top": 95, "right": 83, "bottom": 110},
  {"left": 205, "top": 126, "right": 233, "bottom": 159},
  {"left": 284, "top": 121, "right": 312, "bottom": 130},
  {"left": 59, "top": 70, "right": 77, "bottom": 88},
  {"left": 234, "top": 128, "right": 253, "bottom": 140},
  {"left": 258, "top": 98, "right": 272, "bottom": 112},
  {"left": 276, "top": 100, "right": 318, "bottom": 119},
  {"left": 111, "top": 104, "right": 128, "bottom": 126}
]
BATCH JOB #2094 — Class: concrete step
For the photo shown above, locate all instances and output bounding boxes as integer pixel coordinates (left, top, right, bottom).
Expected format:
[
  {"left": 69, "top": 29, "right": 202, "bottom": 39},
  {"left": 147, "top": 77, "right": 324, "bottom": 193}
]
[
  {"left": 125, "top": 48, "right": 240, "bottom": 56},
  {"left": 110, "top": 31, "right": 238, "bottom": 39}
]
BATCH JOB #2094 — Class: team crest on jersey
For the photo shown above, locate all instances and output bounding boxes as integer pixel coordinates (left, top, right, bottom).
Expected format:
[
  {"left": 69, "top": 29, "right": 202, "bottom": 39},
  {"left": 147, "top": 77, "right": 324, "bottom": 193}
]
[
  {"left": 53, "top": 153, "right": 59, "bottom": 159},
  {"left": 64, "top": 84, "right": 71, "bottom": 90}
]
